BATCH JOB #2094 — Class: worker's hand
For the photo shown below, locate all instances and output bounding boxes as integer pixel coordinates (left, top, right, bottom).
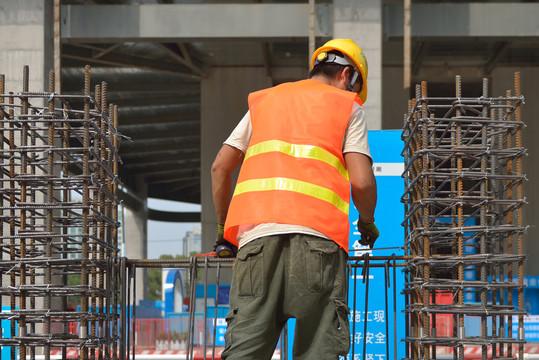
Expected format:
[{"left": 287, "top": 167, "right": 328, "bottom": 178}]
[
  {"left": 213, "top": 223, "right": 238, "bottom": 258},
  {"left": 357, "top": 218, "right": 379, "bottom": 249}
]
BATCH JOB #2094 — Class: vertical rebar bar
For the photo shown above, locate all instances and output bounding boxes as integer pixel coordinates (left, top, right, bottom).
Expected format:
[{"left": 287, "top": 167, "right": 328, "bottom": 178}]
[
  {"left": 479, "top": 78, "right": 489, "bottom": 360},
  {"left": 120, "top": 258, "right": 127, "bottom": 360},
  {"left": 90, "top": 83, "right": 101, "bottom": 360},
  {"left": 506, "top": 88, "right": 514, "bottom": 359},
  {"left": 99, "top": 82, "right": 108, "bottom": 360},
  {"left": 8, "top": 92, "right": 16, "bottom": 360},
  {"left": 132, "top": 266, "right": 137, "bottom": 360},
  {"left": 80, "top": 65, "right": 92, "bottom": 360},
  {"left": 514, "top": 72, "right": 524, "bottom": 360},
  {"left": 494, "top": 103, "right": 503, "bottom": 357},
  {"left": 113, "top": 105, "right": 120, "bottom": 360},
  {"left": 455, "top": 75, "right": 465, "bottom": 360},
  {"left": 19, "top": 65, "right": 29, "bottom": 360},
  {"left": 105, "top": 102, "right": 115, "bottom": 360},
  {"left": 420, "top": 80, "right": 431, "bottom": 360},
  {"left": 61, "top": 100, "right": 70, "bottom": 360},
  {"left": 46, "top": 68, "right": 56, "bottom": 360}
]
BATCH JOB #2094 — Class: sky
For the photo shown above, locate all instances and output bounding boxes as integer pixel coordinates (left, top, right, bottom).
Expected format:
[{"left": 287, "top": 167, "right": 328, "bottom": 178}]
[{"left": 146, "top": 198, "right": 201, "bottom": 259}]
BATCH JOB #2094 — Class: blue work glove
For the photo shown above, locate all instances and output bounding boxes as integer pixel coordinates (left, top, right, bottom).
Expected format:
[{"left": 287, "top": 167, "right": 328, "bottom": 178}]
[{"left": 357, "top": 219, "right": 380, "bottom": 249}]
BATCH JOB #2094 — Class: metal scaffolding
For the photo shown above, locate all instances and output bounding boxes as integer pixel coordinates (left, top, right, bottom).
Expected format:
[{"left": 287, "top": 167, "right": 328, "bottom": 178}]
[
  {"left": 402, "top": 73, "right": 527, "bottom": 360},
  {"left": 0, "top": 66, "right": 121, "bottom": 360}
]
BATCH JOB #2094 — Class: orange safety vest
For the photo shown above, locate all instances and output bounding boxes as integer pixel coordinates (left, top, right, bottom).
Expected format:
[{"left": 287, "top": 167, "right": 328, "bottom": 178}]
[{"left": 224, "top": 79, "right": 361, "bottom": 251}]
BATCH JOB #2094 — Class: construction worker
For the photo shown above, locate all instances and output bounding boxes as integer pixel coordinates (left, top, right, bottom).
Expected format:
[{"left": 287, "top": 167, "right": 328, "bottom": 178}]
[{"left": 211, "top": 39, "right": 379, "bottom": 360}]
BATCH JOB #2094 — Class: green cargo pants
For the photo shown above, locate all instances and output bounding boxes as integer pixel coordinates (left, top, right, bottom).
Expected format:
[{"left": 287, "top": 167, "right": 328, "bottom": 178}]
[{"left": 222, "top": 233, "right": 350, "bottom": 360}]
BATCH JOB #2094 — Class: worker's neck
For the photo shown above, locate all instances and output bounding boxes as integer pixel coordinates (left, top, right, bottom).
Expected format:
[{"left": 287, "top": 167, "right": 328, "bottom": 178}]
[
  {"left": 311, "top": 74, "right": 341, "bottom": 90},
  {"left": 311, "top": 74, "right": 333, "bottom": 85}
]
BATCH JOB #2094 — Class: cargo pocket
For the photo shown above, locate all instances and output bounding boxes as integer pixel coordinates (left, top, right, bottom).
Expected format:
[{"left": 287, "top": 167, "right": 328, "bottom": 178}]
[
  {"left": 333, "top": 298, "right": 351, "bottom": 356},
  {"left": 222, "top": 307, "right": 238, "bottom": 358},
  {"left": 305, "top": 238, "right": 339, "bottom": 293},
  {"left": 235, "top": 243, "right": 264, "bottom": 297}
]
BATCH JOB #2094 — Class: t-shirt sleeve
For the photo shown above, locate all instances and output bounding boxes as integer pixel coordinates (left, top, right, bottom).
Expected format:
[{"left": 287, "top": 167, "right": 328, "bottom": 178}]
[
  {"left": 343, "top": 102, "right": 372, "bottom": 162},
  {"left": 223, "top": 110, "right": 252, "bottom": 153}
]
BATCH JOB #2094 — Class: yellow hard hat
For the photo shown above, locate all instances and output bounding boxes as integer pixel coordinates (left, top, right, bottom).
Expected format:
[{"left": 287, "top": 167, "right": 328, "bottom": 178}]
[{"left": 311, "top": 39, "right": 368, "bottom": 104}]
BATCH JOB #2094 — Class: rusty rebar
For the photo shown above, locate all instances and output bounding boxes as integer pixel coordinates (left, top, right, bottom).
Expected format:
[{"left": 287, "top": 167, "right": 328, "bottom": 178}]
[
  {"left": 0, "top": 66, "right": 121, "bottom": 359},
  {"left": 402, "top": 74, "right": 527, "bottom": 359},
  {"left": 514, "top": 72, "right": 524, "bottom": 360}
]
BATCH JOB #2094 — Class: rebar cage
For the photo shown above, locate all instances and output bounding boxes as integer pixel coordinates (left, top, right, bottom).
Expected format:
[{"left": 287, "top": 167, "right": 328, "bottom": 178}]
[
  {"left": 123, "top": 255, "right": 407, "bottom": 360},
  {"left": 401, "top": 74, "right": 527, "bottom": 360},
  {"left": 0, "top": 66, "right": 122, "bottom": 360}
]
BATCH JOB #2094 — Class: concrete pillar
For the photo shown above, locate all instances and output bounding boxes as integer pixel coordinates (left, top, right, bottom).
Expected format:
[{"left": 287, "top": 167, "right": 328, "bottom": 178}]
[
  {"left": 382, "top": 66, "right": 409, "bottom": 130},
  {"left": 122, "top": 176, "right": 149, "bottom": 301},
  {"left": 0, "top": 0, "right": 54, "bottom": 93},
  {"left": 491, "top": 67, "right": 539, "bottom": 276},
  {"left": 200, "top": 67, "right": 269, "bottom": 252},
  {"left": 333, "top": 0, "right": 382, "bottom": 130}
]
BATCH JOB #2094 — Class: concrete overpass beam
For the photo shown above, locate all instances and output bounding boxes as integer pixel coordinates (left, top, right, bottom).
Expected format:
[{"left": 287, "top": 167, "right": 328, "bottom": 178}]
[
  {"left": 384, "top": 3, "right": 539, "bottom": 38},
  {"left": 61, "top": 3, "right": 332, "bottom": 43}
]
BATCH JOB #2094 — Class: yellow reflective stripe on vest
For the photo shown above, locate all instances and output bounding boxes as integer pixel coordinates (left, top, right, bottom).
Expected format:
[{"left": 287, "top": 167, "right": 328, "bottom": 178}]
[
  {"left": 233, "top": 177, "right": 349, "bottom": 215},
  {"left": 245, "top": 140, "right": 349, "bottom": 181}
]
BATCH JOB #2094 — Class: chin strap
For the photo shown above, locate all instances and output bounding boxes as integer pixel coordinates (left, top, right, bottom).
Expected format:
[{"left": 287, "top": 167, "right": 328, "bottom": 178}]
[{"left": 347, "top": 71, "right": 360, "bottom": 92}]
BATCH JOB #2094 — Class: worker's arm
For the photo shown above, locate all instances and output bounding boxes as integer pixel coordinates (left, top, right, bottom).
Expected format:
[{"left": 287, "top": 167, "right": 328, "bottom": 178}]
[
  {"left": 211, "top": 144, "right": 245, "bottom": 224},
  {"left": 345, "top": 151, "right": 379, "bottom": 247},
  {"left": 344, "top": 152, "right": 377, "bottom": 224}
]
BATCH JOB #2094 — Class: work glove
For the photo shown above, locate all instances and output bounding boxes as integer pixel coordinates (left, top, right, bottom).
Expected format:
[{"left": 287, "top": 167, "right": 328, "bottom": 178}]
[
  {"left": 213, "top": 223, "right": 237, "bottom": 258},
  {"left": 357, "top": 218, "right": 380, "bottom": 249}
]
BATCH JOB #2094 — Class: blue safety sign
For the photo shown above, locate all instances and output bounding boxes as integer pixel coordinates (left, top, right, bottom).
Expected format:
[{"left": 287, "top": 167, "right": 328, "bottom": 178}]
[
  {"left": 344, "top": 130, "right": 406, "bottom": 360},
  {"left": 215, "top": 318, "right": 227, "bottom": 345},
  {"left": 1, "top": 307, "right": 17, "bottom": 360},
  {"left": 512, "top": 316, "right": 539, "bottom": 341}
]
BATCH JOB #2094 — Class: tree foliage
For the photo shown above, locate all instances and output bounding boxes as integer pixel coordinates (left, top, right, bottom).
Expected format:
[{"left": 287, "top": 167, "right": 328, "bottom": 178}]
[{"left": 147, "top": 253, "right": 198, "bottom": 301}]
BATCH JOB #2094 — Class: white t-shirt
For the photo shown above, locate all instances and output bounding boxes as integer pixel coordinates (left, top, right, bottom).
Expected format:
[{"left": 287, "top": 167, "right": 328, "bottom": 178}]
[{"left": 225, "top": 102, "right": 372, "bottom": 248}]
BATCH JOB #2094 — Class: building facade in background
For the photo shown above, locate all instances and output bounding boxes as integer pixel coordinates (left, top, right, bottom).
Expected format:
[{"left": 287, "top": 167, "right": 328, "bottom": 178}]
[{"left": 183, "top": 226, "right": 201, "bottom": 256}]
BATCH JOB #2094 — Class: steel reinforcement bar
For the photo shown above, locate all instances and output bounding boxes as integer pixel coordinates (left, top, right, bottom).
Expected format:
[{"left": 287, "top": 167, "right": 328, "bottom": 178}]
[
  {"left": 0, "top": 66, "right": 121, "bottom": 360},
  {"left": 122, "top": 254, "right": 408, "bottom": 360},
  {"left": 401, "top": 74, "right": 526, "bottom": 360}
]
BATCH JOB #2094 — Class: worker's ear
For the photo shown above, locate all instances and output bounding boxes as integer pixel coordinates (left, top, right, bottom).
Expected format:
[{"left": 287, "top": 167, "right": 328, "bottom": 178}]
[
  {"left": 339, "top": 67, "right": 348, "bottom": 80},
  {"left": 339, "top": 67, "right": 351, "bottom": 88}
]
